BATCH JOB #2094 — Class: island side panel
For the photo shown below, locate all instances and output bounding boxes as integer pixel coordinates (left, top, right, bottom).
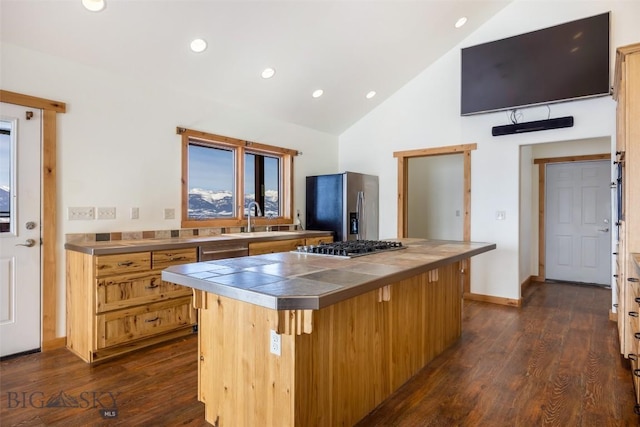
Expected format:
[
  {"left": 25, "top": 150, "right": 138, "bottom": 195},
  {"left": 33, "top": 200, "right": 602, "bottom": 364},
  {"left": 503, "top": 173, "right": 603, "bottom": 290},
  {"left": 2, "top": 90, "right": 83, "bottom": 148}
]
[
  {"left": 198, "top": 292, "right": 296, "bottom": 427},
  {"left": 197, "top": 261, "right": 463, "bottom": 426},
  {"left": 294, "top": 261, "right": 463, "bottom": 426}
]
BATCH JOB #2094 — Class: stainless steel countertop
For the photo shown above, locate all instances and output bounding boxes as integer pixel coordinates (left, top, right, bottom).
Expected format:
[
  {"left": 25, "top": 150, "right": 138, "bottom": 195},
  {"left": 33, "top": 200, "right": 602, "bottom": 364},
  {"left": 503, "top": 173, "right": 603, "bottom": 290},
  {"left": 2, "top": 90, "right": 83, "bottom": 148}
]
[
  {"left": 64, "top": 230, "right": 333, "bottom": 255},
  {"left": 162, "top": 238, "right": 496, "bottom": 310}
]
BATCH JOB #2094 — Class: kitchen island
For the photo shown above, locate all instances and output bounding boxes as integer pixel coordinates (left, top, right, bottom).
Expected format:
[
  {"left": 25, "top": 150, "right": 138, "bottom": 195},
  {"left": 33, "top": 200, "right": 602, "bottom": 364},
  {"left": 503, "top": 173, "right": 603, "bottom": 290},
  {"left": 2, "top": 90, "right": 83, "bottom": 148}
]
[{"left": 162, "top": 238, "right": 495, "bottom": 427}]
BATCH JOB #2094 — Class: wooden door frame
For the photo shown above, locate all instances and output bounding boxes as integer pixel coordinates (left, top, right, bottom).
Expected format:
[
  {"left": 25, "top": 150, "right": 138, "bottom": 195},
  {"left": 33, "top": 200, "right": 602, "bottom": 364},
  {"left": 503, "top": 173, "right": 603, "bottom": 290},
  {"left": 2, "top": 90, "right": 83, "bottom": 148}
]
[
  {"left": 393, "top": 143, "right": 476, "bottom": 293},
  {"left": 0, "top": 90, "right": 66, "bottom": 350},
  {"left": 533, "top": 153, "right": 610, "bottom": 282}
]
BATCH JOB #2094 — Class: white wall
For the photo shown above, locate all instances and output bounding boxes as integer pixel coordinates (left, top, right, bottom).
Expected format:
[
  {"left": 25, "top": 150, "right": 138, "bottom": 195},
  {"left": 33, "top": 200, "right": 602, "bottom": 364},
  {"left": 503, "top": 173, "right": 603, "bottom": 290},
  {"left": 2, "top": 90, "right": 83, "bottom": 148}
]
[
  {"left": 340, "top": 0, "right": 640, "bottom": 301},
  {"left": 1, "top": 42, "right": 339, "bottom": 336}
]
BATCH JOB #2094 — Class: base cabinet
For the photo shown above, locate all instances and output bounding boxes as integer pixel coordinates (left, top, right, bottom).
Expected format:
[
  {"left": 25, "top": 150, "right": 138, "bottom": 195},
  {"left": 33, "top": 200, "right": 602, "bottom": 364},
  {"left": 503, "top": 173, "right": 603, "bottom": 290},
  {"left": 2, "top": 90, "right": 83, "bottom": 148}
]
[
  {"left": 195, "top": 262, "right": 462, "bottom": 426},
  {"left": 614, "top": 42, "right": 640, "bottom": 413},
  {"left": 66, "top": 248, "right": 197, "bottom": 363}
]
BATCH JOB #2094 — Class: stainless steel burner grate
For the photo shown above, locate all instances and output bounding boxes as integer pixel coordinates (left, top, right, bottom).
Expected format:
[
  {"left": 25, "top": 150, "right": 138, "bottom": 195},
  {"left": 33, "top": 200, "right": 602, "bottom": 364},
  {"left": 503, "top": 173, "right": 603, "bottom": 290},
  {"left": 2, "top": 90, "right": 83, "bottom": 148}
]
[{"left": 294, "top": 240, "right": 405, "bottom": 258}]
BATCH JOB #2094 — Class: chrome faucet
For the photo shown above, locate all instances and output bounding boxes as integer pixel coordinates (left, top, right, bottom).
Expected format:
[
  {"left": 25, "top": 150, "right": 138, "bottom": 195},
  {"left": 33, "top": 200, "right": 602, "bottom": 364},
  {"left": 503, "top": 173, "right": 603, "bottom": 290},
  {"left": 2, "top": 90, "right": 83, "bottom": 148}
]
[{"left": 247, "top": 201, "right": 262, "bottom": 232}]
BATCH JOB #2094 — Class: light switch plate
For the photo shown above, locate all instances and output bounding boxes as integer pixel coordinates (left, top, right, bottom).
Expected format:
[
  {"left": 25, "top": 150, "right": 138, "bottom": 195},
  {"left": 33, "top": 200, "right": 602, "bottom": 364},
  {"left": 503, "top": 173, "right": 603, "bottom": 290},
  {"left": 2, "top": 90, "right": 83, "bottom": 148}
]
[
  {"left": 97, "top": 207, "right": 116, "bottom": 220},
  {"left": 68, "top": 207, "right": 95, "bottom": 220},
  {"left": 164, "top": 208, "right": 175, "bottom": 220},
  {"left": 130, "top": 207, "right": 139, "bottom": 220}
]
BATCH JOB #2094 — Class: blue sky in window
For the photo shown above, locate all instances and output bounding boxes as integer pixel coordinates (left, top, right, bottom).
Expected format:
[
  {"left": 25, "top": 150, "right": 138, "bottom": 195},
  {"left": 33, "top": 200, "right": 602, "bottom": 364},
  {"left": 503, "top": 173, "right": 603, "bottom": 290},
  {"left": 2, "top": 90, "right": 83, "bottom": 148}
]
[
  {"left": 188, "top": 145, "right": 233, "bottom": 191},
  {"left": 189, "top": 144, "right": 277, "bottom": 193}
]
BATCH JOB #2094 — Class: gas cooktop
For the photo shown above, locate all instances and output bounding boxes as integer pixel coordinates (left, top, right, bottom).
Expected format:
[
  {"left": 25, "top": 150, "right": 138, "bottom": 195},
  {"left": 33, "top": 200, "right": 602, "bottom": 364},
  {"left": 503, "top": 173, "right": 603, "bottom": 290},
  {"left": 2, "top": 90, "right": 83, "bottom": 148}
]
[{"left": 293, "top": 240, "right": 405, "bottom": 258}]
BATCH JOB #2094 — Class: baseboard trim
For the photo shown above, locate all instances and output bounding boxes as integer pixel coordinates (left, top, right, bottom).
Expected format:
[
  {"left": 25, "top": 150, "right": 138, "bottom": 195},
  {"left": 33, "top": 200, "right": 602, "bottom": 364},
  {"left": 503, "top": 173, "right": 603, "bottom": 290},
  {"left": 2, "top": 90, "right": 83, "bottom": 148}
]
[
  {"left": 464, "top": 292, "right": 521, "bottom": 308},
  {"left": 42, "top": 337, "right": 66, "bottom": 351},
  {"left": 531, "top": 275, "right": 545, "bottom": 283}
]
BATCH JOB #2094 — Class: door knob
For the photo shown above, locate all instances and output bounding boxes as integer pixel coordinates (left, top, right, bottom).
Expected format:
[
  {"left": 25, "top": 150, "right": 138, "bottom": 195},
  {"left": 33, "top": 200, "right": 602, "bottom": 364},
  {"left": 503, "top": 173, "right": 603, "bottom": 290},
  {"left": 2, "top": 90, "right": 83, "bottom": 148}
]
[{"left": 15, "top": 239, "right": 36, "bottom": 247}]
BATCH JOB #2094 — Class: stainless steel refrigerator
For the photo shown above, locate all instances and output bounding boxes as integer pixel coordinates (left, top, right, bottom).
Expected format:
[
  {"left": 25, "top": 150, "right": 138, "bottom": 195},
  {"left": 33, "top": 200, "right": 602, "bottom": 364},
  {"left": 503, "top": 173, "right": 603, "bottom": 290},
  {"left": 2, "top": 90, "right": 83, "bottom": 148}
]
[{"left": 305, "top": 172, "right": 379, "bottom": 241}]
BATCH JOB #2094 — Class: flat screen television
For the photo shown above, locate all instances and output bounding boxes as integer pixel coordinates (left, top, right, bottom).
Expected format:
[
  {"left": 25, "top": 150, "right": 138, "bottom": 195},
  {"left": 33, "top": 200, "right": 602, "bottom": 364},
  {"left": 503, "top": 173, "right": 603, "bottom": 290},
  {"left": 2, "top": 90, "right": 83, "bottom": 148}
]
[{"left": 460, "top": 12, "right": 610, "bottom": 116}]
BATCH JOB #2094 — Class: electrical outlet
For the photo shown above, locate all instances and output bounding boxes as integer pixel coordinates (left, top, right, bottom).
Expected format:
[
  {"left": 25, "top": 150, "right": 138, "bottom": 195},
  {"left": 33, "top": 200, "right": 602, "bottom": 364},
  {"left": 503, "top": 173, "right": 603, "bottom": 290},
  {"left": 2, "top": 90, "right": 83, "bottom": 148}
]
[
  {"left": 164, "top": 208, "right": 175, "bottom": 220},
  {"left": 97, "top": 207, "right": 116, "bottom": 220},
  {"left": 496, "top": 210, "right": 506, "bottom": 221},
  {"left": 130, "top": 207, "right": 139, "bottom": 220},
  {"left": 270, "top": 329, "right": 281, "bottom": 356},
  {"left": 68, "top": 207, "right": 95, "bottom": 220}
]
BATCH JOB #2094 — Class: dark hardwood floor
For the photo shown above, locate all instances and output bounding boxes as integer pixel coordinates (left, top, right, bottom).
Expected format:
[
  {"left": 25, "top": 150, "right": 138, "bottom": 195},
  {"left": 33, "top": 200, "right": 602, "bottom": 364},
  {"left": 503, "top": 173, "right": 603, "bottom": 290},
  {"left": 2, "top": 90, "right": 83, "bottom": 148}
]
[{"left": 1, "top": 282, "right": 637, "bottom": 426}]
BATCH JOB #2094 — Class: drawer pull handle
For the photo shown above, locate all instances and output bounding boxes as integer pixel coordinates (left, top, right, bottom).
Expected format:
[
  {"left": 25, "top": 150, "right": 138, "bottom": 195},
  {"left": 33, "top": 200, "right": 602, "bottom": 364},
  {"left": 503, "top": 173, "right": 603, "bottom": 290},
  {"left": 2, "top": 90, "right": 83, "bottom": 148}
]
[
  {"left": 635, "top": 369, "right": 640, "bottom": 378},
  {"left": 636, "top": 298, "right": 640, "bottom": 304},
  {"left": 630, "top": 312, "right": 639, "bottom": 317},
  {"left": 117, "top": 261, "right": 134, "bottom": 267},
  {"left": 634, "top": 332, "right": 640, "bottom": 340},
  {"left": 629, "top": 278, "right": 640, "bottom": 283},
  {"left": 614, "top": 303, "right": 619, "bottom": 308},
  {"left": 630, "top": 354, "right": 638, "bottom": 361},
  {"left": 169, "top": 257, "right": 186, "bottom": 261},
  {"left": 145, "top": 284, "right": 159, "bottom": 289},
  {"left": 635, "top": 405, "right": 640, "bottom": 416},
  {"left": 145, "top": 317, "right": 160, "bottom": 323}
]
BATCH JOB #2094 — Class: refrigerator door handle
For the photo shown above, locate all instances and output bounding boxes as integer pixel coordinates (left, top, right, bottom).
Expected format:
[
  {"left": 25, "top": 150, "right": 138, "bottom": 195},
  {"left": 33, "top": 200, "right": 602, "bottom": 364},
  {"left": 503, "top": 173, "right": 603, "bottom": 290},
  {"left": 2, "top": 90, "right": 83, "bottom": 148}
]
[{"left": 357, "top": 191, "right": 365, "bottom": 240}]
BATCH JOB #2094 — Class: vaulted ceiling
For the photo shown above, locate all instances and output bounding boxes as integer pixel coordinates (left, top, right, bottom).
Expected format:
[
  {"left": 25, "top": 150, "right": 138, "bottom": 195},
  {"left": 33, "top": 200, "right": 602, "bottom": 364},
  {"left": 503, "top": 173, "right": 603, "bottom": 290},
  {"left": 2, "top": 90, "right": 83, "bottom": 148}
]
[{"left": 1, "top": 0, "right": 512, "bottom": 135}]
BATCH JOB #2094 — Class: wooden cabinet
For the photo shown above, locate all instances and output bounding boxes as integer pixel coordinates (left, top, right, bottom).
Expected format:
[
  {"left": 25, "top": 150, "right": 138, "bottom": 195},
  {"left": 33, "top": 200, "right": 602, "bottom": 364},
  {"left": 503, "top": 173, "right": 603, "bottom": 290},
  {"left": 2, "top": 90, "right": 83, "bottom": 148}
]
[
  {"left": 67, "top": 248, "right": 197, "bottom": 363},
  {"left": 248, "top": 236, "right": 333, "bottom": 255},
  {"left": 613, "top": 43, "right": 640, "bottom": 412}
]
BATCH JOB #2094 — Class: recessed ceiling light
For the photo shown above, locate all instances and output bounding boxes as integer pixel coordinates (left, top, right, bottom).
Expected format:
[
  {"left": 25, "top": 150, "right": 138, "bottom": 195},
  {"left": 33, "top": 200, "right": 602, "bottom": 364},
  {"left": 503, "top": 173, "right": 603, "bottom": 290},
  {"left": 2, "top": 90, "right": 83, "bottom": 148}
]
[
  {"left": 366, "top": 91, "right": 377, "bottom": 99},
  {"left": 455, "top": 17, "right": 468, "bottom": 28},
  {"left": 190, "top": 38, "right": 207, "bottom": 53},
  {"left": 261, "top": 68, "right": 276, "bottom": 79},
  {"left": 82, "top": 0, "right": 105, "bottom": 12},
  {"left": 312, "top": 89, "right": 324, "bottom": 98}
]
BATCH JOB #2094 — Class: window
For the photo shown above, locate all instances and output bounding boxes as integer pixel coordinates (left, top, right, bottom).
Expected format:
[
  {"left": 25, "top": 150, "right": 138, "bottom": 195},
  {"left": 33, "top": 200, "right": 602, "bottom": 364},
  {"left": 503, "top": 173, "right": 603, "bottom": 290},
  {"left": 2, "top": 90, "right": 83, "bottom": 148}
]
[
  {"left": 180, "top": 128, "right": 296, "bottom": 229},
  {"left": 0, "top": 120, "right": 15, "bottom": 233}
]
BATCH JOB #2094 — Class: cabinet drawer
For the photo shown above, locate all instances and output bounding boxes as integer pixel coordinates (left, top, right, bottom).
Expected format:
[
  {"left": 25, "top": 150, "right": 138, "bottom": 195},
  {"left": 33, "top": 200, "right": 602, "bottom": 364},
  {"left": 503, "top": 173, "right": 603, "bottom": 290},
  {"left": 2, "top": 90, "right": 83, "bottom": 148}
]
[
  {"left": 96, "top": 297, "right": 194, "bottom": 349},
  {"left": 95, "top": 252, "right": 151, "bottom": 277},
  {"left": 152, "top": 248, "right": 197, "bottom": 270},
  {"left": 96, "top": 271, "right": 191, "bottom": 313},
  {"left": 249, "top": 238, "right": 305, "bottom": 255},
  {"left": 305, "top": 236, "right": 333, "bottom": 246},
  {"left": 632, "top": 356, "right": 640, "bottom": 405}
]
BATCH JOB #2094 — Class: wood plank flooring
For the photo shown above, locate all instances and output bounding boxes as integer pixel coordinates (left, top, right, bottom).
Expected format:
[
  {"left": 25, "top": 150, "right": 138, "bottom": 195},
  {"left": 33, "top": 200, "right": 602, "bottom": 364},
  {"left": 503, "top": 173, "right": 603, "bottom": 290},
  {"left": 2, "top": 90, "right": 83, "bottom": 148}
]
[{"left": 1, "top": 282, "right": 637, "bottom": 426}]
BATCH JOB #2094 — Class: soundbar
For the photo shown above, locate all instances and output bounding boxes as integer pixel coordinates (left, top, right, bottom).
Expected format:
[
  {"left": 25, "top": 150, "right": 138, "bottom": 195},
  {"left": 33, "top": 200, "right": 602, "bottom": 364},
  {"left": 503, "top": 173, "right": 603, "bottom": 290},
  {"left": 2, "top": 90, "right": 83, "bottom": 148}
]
[{"left": 492, "top": 116, "right": 574, "bottom": 136}]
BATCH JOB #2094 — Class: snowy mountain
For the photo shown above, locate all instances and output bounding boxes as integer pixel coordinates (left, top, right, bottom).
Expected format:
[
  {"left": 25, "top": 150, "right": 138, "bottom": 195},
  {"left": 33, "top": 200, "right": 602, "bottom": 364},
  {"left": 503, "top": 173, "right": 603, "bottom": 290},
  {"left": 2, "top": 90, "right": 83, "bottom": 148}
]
[{"left": 188, "top": 188, "right": 279, "bottom": 219}]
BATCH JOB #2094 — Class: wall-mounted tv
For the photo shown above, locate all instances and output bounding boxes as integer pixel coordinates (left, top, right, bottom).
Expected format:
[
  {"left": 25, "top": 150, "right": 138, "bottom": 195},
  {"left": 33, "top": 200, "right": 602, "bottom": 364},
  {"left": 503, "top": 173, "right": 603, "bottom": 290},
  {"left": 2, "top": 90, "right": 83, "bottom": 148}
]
[{"left": 461, "top": 12, "right": 610, "bottom": 116}]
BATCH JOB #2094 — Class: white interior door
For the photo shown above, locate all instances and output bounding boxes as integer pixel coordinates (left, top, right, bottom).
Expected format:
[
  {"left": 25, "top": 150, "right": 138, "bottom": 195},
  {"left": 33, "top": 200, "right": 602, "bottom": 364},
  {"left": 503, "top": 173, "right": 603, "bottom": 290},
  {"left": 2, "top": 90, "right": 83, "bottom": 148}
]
[
  {"left": 0, "top": 102, "right": 42, "bottom": 357},
  {"left": 545, "top": 161, "right": 611, "bottom": 285}
]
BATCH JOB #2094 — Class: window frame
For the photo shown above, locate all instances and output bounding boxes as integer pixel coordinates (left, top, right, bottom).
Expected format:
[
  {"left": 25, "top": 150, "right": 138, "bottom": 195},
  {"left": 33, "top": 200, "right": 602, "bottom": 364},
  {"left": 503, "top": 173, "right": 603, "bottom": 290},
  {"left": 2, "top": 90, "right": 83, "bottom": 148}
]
[{"left": 179, "top": 127, "right": 297, "bottom": 229}]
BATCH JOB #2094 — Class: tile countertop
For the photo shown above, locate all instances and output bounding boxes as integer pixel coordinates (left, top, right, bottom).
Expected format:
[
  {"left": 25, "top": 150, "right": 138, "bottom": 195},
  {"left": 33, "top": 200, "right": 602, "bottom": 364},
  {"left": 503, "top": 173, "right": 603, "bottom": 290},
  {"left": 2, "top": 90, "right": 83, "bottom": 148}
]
[
  {"left": 64, "top": 230, "right": 334, "bottom": 255},
  {"left": 162, "top": 238, "right": 496, "bottom": 310}
]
